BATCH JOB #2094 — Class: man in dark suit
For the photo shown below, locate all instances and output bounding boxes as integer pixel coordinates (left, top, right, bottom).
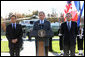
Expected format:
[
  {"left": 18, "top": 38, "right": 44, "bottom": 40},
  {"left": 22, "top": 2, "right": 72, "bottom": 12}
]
[
  {"left": 61, "top": 13, "right": 78, "bottom": 56},
  {"left": 33, "top": 11, "right": 52, "bottom": 56},
  {"left": 49, "top": 37, "right": 53, "bottom": 52},
  {"left": 6, "top": 15, "right": 23, "bottom": 56}
]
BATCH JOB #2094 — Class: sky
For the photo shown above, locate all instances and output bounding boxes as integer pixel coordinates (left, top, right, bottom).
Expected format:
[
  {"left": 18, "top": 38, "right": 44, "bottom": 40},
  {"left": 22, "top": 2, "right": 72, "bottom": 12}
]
[{"left": 1, "top": 1, "right": 84, "bottom": 18}]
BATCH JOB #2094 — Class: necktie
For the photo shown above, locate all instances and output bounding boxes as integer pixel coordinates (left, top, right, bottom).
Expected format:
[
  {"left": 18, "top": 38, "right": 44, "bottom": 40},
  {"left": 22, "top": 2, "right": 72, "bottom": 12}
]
[
  {"left": 13, "top": 24, "right": 15, "bottom": 29},
  {"left": 68, "top": 22, "right": 70, "bottom": 31},
  {"left": 40, "top": 20, "right": 43, "bottom": 29}
]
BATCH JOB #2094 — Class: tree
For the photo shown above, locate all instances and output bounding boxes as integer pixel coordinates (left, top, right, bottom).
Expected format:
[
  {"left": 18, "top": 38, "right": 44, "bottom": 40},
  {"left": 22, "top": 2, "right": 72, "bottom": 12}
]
[
  {"left": 8, "top": 12, "right": 13, "bottom": 20},
  {"left": 47, "top": 14, "right": 50, "bottom": 18},
  {"left": 32, "top": 10, "right": 38, "bottom": 16},
  {"left": 14, "top": 13, "right": 26, "bottom": 18}
]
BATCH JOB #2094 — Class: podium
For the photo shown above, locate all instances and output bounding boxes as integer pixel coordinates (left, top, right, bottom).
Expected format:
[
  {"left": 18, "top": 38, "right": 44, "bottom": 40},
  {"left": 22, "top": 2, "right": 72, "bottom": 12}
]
[{"left": 30, "top": 29, "right": 54, "bottom": 56}]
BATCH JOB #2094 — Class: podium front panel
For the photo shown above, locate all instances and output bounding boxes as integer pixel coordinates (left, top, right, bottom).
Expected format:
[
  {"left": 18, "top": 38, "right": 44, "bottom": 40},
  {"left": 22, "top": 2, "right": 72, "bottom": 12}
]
[{"left": 37, "top": 41, "right": 45, "bottom": 56}]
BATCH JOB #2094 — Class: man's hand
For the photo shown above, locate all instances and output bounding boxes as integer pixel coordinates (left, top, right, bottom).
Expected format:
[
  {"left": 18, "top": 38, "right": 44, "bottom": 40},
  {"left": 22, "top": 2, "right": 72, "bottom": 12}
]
[
  {"left": 14, "top": 39, "right": 18, "bottom": 42},
  {"left": 12, "top": 39, "right": 18, "bottom": 43}
]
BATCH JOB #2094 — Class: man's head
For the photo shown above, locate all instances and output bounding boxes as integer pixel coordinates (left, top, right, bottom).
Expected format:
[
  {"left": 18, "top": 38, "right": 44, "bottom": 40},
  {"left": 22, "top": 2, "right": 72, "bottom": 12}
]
[
  {"left": 38, "top": 11, "right": 45, "bottom": 20},
  {"left": 66, "top": 13, "right": 72, "bottom": 22},
  {"left": 10, "top": 15, "right": 16, "bottom": 23}
]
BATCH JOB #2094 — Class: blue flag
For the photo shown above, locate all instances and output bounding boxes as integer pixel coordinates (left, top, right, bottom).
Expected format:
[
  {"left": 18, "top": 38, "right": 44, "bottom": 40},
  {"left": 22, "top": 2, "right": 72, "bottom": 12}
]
[
  {"left": 74, "top": 1, "right": 80, "bottom": 12},
  {"left": 77, "top": 2, "right": 84, "bottom": 27},
  {"left": 80, "top": 2, "right": 84, "bottom": 16}
]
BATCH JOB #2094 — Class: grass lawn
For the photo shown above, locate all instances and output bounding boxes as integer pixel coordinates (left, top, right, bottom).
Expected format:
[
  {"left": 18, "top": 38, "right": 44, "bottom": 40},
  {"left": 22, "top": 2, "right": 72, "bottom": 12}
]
[
  {"left": 1, "top": 36, "right": 6, "bottom": 39},
  {"left": 1, "top": 41, "right": 9, "bottom": 52}
]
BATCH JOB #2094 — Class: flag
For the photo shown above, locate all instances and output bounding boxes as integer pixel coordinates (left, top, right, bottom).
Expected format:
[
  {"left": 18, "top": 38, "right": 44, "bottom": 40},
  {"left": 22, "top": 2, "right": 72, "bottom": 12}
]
[
  {"left": 71, "top": 11, "right": 78, "bottom": 21},
  {"left": 64, "top": 1, "right": 72, "bottom": 21},
  {"left": 74, "top": 1, "right": 80, "bottom": 12},
  {"left": 80, "top": 2, "right": 84, "bottom": 16},
  {"left": 64, "top": 1, "right": 72, "bottom": 13},
  {"left": 77, "top": 2, "right": 84, "bottom": 27},
  {"left": 74, "top": 1, "right": 84, "bottom": 27},
  {"left": 67, "top": 1, "right": 71, "bottom": 4}
]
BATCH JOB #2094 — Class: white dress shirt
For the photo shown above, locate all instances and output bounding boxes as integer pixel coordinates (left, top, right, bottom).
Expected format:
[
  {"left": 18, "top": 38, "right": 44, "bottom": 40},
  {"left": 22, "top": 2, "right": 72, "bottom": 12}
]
[{"left": 40, "top": 20, "right": 44, "bottom": 24}]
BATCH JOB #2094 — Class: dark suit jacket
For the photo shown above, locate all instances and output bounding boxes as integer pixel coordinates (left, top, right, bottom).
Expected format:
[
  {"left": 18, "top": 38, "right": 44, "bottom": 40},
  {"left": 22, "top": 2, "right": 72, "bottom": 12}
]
[
  {"left": 33, "top": 20, "right": 52, "bottom": 46},
  {"left": 61, "top": 21, "right": 78, "bottom": 46},
  {"left": 6, "top": 24, "right": 23, "bottom": 48}
]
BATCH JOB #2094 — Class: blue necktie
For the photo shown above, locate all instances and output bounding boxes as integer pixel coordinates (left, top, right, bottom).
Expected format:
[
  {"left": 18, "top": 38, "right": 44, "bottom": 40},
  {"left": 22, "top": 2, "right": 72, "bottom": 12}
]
[
  {"left": 68, "top": 22, "right": 70, "bottom": 31},
  {"left": 40, "top": 20, "right": 43, "bottom": 29},
  {"left": 13, "top": 24, "right": 16, "bottom": 29}
]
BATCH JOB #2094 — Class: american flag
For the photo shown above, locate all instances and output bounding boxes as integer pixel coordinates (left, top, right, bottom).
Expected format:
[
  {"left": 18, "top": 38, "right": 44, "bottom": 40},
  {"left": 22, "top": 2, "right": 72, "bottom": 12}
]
[
  {"left": 64, "top": 1, "right": 72, "bottom": 14},
  {"left": 64, "top": 1, "right": 73, "bottom": 21},
  {"left": 67, "top": 1, "right": 72, "bottom": 4}
]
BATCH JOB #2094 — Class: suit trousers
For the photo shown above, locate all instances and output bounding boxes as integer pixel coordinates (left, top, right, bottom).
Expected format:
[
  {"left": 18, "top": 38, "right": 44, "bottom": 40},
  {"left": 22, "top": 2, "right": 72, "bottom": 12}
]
[
  {"left": 77, "top": 36, "right": 83, "bottom": 50},
  {"left": 9, "top": 46, "right": 20, "bottom": 56},
  {"left": 64, "top": 45, "right": 75, "bottom": 56},
  {"left": 49, "top": 37, "right": 52, "bottom": 51},
  {"left": 59, "top": 36, "right": 64, "bottom": 50}
]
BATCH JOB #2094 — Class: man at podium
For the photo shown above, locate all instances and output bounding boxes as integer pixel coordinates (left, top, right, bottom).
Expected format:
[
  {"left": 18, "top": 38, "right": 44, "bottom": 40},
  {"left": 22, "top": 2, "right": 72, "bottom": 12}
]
[{"left": 33, "top": 11, "right": 52, "bottom": 56}]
